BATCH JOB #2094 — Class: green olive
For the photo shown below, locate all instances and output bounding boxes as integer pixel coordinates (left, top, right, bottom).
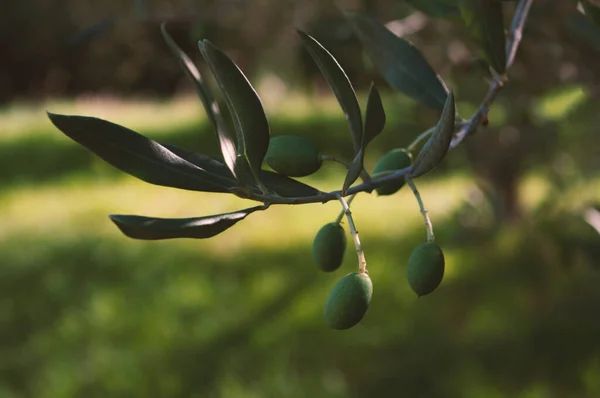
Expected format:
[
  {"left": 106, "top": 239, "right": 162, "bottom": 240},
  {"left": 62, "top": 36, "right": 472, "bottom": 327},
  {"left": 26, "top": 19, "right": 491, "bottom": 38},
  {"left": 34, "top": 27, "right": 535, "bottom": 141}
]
[
  {"left": 406, "top": 242, "right": 445, "bottom": 296},
  {"left": 265, "top": 135, "right": 322, "bottom": 177},
  {"left": 372, "top": 149, "right": 412, "bottom": 195},
  {"left": 324, "top": 272, "right": 373, "bottom": 330}
]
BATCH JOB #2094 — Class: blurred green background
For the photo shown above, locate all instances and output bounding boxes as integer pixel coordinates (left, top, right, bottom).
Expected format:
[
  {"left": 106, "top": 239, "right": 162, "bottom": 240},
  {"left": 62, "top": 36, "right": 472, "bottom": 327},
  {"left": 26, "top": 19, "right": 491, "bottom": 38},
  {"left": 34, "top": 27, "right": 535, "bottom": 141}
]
[{"left": 2, "top": 0, "right": 600, "bottom": 397}]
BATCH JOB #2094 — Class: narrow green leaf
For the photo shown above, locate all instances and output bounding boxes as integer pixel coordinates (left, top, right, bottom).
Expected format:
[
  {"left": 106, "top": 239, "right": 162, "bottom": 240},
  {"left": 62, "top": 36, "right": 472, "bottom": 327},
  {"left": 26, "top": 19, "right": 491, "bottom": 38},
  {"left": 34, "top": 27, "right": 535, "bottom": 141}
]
[
  {"left": 342, "top": 84, "right": 386, "bottom": 192},
  {"left": 48, "top": 113, "right": 236, "bottom": 192},
  {"left": 198, "top": 40, "right": 270, "bottom": 186},
  {"left": 567, "top": 11, "right": 600, "bottom": 52},
  {"left": 404, "top": 0, "right": 461, "bottom": 19},
  {"left": 410, "top": 91, "right": 455, "bottom": 178},
  {"left": 260, "top": 170, "right": 324, "bottom": 198},
  {"left": 362, "top": 83, "right": 386, "bottom": 149},
  {"left": 161, "top": 24, "right": 238, "bottom": 178},
  {"left": 342, "top": 150, "right": 364, "bottom": 194},
  {"left": 297, "top": 30, "right": 363, "bottom": 153},
  {"left": 345, "top": 12, "right": 449, "bottom": 111},
  {"left": 109, "top": 205, "right": 266, "bottom": 240},
  {"left": 583, "top": 1, "right": 600, "bottom": 29},
  {"left": 459, "top": 0, "right": 507, "bottom": 74},
  {"left": 161, "top": 143, "right": 236, "bottom": 181}
]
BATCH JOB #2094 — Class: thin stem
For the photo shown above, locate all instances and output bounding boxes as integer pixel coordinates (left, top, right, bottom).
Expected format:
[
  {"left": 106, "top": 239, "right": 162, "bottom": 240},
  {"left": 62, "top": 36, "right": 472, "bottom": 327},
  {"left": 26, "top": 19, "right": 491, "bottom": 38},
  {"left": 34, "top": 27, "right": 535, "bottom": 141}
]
[
  {"left": 321, "top": 154, "right": 372, "bottom": 183},
  {"left": 337, "top": 194, "right": 367, "bottom": 274},
  {"left": 335, "top": 193, "right": 357, "bottom": 224},
  {"left": 450, "top": 0, "right": 534, "bottom": 150},
  {"left": 407, "top": 126, "right": 435, "bottom": 152},
  {"left": 320, "top": 154, "right": 351, "bottom": 168},
  {"left": 406, "top": 178, "right": 434, "bottom": 243},
  {"left": 506, "top": 0, "right": 535, "bottom": 70}
]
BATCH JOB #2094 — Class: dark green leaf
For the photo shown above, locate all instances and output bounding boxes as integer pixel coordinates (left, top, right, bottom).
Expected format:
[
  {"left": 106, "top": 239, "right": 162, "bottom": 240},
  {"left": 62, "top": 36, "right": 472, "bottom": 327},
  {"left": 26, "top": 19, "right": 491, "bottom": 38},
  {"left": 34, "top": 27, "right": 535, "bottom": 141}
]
[
  {"left": 583, "top": 1, "right": 600, "bottom": 28},
  {"left": 410, "top": 91, "right": 455, "bottom": 178},
  {"left": 297, "top": 30, "right": 363, "bottom": 153},
  {"left": 48, "top": 113, "right": 236, "bottom": 192},
  {"left": 459, "top": 0, "right": 507, "bottom": 74},
  {"left": 341, "top": 84, "right": 386, "bottom": 193},
  {"left": 234, "top": 154, "right": 260, "bottom": 187},
  {"left": 260, "top": 170, "right": 324, "bottom": 198},
  {"left": 161, "top": 24, "right": 238, "bottom": 178},
  {"left": 342, "top": 150, "right": 364, "bottom": 194},
  {"left": 404, "top": 0, "right": 461, "bottom": 19},
  {"left": 362, "top": 83, "right": 386, "bottom": 149},
  {"left": 345, "top": 12, "right": 449, "bottom": 111},
  {"left": 198, "top": 40, "right": 270, "bottom": 186},
  {"left": 161, "top": 143, "right": 236, "bottom": 181},
  {"left": 109, "top": 205, "right": 266, "bottom": 240},
  {"left": 567, "top": 11, "right": 600, "bottom": 52}
]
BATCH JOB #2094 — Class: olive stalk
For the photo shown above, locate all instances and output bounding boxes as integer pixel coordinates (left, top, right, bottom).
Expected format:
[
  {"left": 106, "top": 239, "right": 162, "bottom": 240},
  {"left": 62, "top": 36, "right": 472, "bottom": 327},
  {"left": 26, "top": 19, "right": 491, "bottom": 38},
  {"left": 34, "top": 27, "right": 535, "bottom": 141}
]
[
  {"left": 333, "top": 169, "right": 398, "bottom": 224},
  {"left": 320, "top": 154, "right": 372, "bottom": 183},
  {"left": 406, "top": 126, "right": 435, "bottom": 152},
  {"left": 406, "top": 177, "right": 434, "bottom": 243},
  {"left": 335, "top": 193, "right": 357, "bottom": 224},
  {"left": 337, "top": 194, "right": 367, "bottom": 274}
]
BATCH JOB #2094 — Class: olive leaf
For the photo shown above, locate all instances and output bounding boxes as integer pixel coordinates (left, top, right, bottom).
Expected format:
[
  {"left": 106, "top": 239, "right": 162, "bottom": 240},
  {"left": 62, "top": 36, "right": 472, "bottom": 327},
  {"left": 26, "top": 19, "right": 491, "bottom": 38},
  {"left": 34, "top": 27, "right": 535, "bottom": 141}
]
[
  {"left": 410, "top": 91, "right": 455, "bottom": 178},
  {"left": 459, "top": 0, "right": 507, "bottom": 75},
  {"left": 344, "top": 12, "right": 449, "bottom": 111},
  {"left": 161, "top": 143, "right": 236, "bottom": 181},
  {"left": 161, "top": 24, "right": 237, "bottom": 178},
  {"left": 297, "top": 30, "right": 363, "bottom": 153},
  {"left": 342, "top": 150, "right": 365, "bottom": 194},
  {"left": 260, "top": 170, "right": 324, "bottom": 198},
  {"left": 341, "top": 84, "right": 386, "bottom": 193},
  {"left": 109, "top": 205, "right": 267, "bottom": 240},
  {"left": 47, "top": 113, "right": 237, "bottom": 192},
  {"left": 403, "top": 0, "right": 461, "bottom": 19},
  {"left": 567, "top": 11, "right": 600, "bottom": 52},
  {"left": 198, "top": 40, "right": 270, "bottom": 187},
  {"left": 362, "top": 83, "right": 386, "bottom": 149},
  {"left": 583, "top": 1, "right": 600, "bottom": 28}
]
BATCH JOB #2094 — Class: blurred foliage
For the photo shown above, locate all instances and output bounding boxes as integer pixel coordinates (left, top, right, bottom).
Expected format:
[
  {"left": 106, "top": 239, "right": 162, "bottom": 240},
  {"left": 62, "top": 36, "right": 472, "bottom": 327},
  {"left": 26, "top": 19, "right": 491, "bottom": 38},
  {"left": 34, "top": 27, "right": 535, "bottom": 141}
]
[
  {"left": 2, "top": 0, "right": 600, "bottom": 396},
  {"left": 1, "top": 92, "right": 600, "bottom": 396}
]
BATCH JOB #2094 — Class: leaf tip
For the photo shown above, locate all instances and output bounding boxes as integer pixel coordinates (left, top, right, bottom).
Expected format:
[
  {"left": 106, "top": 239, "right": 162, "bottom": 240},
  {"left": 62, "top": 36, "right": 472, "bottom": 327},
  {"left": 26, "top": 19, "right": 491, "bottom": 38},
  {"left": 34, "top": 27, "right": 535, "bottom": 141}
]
[{"left": 46, "top": 111, "right": 63, "bottom": 125}]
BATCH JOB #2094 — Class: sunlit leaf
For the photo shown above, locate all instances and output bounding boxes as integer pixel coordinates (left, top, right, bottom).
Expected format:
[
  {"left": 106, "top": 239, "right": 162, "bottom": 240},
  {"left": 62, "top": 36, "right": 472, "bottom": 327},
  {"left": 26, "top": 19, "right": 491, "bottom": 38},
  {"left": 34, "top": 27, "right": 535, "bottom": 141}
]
[
  {"left": 161, "top": 143, "right": 236, "bottom": 181},
  {"left": 109, "top": 205, "right": 267, "bottom": 240},
  {"left": 410, "top": 91, "right": 455, "bottom": 178},
  {"left": 161, "top": 24, "right": 238, "bottom": 177},
  {"left": 48, "top": 113, "right": 236, "bottom": 192},
  {"left": 297, "top": 30, "right": 363, "bottom": 153},
  {"left": 198, "top": 40, "right": 270, "bottom": 186},
  {"left": 459, "top": 0, "right": 507, "bottom": 74},
  {"left": 345, "top": 12, "right": 449, "bottom": 111}
]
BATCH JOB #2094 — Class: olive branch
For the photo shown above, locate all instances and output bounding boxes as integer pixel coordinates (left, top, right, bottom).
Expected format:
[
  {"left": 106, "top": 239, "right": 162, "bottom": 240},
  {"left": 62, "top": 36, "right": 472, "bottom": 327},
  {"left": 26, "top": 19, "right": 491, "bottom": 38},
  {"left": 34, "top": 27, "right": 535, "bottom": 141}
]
[{"left": 47, "top": 0, "right": 541, "bottom": 329}]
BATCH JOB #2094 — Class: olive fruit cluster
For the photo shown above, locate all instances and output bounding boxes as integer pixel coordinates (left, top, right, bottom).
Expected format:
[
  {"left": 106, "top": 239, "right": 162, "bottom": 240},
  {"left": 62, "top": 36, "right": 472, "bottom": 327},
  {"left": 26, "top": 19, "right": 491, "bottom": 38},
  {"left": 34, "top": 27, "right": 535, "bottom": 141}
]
[{"left": 267, "top": 134, "right": 445, "bottom": 330}]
